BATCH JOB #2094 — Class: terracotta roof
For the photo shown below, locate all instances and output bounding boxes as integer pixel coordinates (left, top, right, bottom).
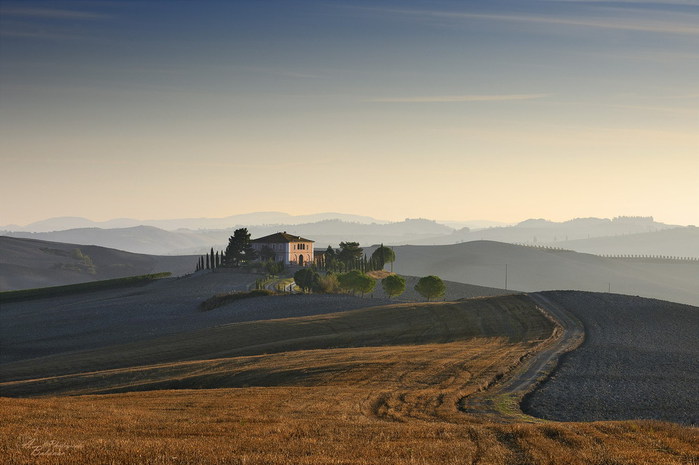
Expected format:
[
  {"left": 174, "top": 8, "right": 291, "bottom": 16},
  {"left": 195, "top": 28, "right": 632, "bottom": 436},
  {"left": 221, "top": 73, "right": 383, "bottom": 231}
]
[{"left": 252, "top": 232, "right": 315, "bottom": 243}]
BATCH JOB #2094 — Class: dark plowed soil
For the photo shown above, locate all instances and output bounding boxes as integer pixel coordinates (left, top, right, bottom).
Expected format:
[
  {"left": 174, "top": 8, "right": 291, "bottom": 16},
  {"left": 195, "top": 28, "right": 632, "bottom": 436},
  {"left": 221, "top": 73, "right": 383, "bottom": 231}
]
[
  {"left": 0, "top": 271, "right": 392, "bottom": 364},
  {"left": 522, "top": 291, "right": 699, "bottom": 425}
]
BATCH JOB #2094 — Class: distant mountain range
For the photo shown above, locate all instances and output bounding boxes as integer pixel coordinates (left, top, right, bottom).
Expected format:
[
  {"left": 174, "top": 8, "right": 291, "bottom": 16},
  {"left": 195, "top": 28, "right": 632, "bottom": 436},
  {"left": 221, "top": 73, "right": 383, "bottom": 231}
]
[
  {"left": 2, "top": 214, "right": 695, "bottom": 258},
  {"left": 1, "top": 212, "right": 388, "bottom": 233}
]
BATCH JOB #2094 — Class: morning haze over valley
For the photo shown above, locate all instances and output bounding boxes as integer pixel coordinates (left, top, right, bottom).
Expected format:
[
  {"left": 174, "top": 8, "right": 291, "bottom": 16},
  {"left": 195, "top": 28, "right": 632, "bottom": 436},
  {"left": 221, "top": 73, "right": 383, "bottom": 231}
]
[{"left": 1, "top": 1, "right": 697, "bottom": 464}]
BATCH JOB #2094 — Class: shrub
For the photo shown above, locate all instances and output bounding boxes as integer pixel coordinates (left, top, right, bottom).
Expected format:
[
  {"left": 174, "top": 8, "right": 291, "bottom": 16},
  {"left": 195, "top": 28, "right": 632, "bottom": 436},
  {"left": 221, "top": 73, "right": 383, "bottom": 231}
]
[
  {"left": 199, "top": 289, "right": 276, "bottom": 311},
  {"left": 317, "top": 273, "right": 341, "bottom": 293}
]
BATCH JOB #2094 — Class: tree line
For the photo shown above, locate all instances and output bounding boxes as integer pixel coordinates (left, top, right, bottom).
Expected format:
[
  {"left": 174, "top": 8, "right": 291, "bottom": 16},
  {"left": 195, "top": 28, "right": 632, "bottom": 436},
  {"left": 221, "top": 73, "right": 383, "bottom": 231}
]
[
  {"left": 195, "top": 228, "right": 266, "bottom": 272},
  {"left": 293, "top": 268, "right": 446, "bottom": 301}
]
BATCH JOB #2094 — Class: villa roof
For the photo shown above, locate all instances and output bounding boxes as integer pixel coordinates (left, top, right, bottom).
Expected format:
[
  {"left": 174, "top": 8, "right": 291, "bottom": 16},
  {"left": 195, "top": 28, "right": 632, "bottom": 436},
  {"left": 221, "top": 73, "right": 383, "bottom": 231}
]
[{"left": 252, "top": 232, "right": 315, "bottom": 243}]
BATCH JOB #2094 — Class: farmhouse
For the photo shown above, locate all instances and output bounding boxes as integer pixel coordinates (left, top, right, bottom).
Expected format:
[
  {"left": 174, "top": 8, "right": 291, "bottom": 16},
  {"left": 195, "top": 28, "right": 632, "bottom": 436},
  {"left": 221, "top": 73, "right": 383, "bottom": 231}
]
[{"left": 251, "top": 232, "right": 314, "bottom": 266}]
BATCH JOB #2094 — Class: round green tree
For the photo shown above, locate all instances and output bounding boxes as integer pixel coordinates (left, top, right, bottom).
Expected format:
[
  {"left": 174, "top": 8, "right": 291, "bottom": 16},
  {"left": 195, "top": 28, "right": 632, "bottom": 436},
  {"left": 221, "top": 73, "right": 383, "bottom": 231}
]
[
  {"left": 354, "top": 273, "right": 376, "bottom": 297},
  {"left": 294, "top": 268, "right": 320, "bottom": 293},
  {"left": 338, "top": 270, "right": 375, "bottom": 296},
  {"left": 414, "top": 275, "right": 446, "bottom": 301},
  {"left": 381, "top": 274, "right": 406, "bottom": 299}
]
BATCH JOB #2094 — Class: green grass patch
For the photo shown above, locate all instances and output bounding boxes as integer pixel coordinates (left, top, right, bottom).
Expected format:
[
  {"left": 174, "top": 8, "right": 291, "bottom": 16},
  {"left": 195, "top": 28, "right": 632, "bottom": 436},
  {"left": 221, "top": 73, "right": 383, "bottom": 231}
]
[
  {"left": 492, "top": 392, "right": 547, "bottom": 423},
  {"left": 0, "top": 272, "right": 172, "bottom": 303},
  {"left": 199, "top": 289, "right": 279, "bottom": 311}
]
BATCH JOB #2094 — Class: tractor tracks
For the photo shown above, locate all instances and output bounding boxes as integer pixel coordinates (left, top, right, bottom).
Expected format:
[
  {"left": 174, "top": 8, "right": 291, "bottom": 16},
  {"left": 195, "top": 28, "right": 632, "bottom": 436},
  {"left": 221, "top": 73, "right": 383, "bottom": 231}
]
[{"left": 458, "top": 292, "right": 585, "bottom": 421}]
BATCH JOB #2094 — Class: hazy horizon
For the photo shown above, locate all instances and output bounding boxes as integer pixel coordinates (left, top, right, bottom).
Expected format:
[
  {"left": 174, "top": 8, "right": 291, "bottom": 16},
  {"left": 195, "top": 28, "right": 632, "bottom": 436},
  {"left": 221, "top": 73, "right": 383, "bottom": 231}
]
[
  {"left": 2, "top": 1, "right": 697, "bottom": 226},
  {"left": 2, "top": 211, "right": 695, "bottom": 230}
]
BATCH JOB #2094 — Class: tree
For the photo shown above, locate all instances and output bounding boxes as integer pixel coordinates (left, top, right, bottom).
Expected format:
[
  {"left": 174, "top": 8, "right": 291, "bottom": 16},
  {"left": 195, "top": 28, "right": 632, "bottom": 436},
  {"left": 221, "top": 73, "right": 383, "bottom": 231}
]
[
  {"left": 382, "top": 274, "right": 406, "bottom": 299},
  {"left": 324, "top": 245, "right": 337, "bottom": 270},
  {"left": 338, "top": 270, "right": 361, "bottom": 294},
  {"left": 294, "top": 268, "right": 320, "bottom": 293},
  {"left": 224, "top": 228, "right": 258, "bottom": 267},
  {"left": 259, "top": 245, "right": 276, "bottom": 261},
  {"left": 414, "top": 275, "right": 446, "bottom": 301},
  {"left": 338, "top": 269, "right": 375, "bottom": 297},
  {"left": 371, "top": 244, "right": 396, "bottom": 271},
  {"left": 354, "top": 272, "right": 376, "bottom": 297},
  {"left": 338, "top": 242, "right": 363, "bottom": 268},
  {"left": 264, "top": 259, "right": 284, "bottom": 276}
]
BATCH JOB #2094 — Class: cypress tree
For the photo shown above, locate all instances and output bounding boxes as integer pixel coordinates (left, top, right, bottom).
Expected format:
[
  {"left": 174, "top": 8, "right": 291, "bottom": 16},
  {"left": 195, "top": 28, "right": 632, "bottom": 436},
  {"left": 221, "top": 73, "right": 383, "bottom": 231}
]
[
  {"left": 210, "top": 248, "right": 215, "bottom": 269},
  {"left": 206, "top": 254, "right": 210, "bottom": 270}
]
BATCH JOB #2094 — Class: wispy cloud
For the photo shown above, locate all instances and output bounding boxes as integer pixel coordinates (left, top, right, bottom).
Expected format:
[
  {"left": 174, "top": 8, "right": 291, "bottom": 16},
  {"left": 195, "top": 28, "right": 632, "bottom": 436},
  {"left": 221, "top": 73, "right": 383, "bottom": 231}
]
[
  {"left": 0, "top": 29, "right": 82, "bottom": 40},
  {"left": 363, "top": 7, "right": 699, "bottom": 36},
  {"left": 544, "top": 0, "right": 697, "bottom": 5},
  {"left": 367, "top": 94, "right": 548, "bottom": 103},
  {"left": 0, "top": 8, "right": 110, "bottom": 20}
]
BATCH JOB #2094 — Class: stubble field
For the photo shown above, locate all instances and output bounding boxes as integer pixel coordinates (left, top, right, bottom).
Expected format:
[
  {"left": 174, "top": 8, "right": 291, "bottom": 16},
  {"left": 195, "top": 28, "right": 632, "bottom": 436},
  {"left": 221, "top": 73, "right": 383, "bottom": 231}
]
[{"left": 1, "top": 287, "right": 697, "bottom": 464}]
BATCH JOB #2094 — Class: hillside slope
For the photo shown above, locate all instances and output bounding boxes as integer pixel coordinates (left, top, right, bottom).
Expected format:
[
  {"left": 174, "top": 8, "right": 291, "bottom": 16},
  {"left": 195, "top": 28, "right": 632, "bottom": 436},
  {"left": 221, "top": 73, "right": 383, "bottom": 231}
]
[
  {"left": 0, "top": 295, "right": 553, "bottom": 397},
  {"left": 551, "top": 226, "right": 699, "bottom": 258},
  {"left": 523, "top": 291, "right": 699, "bottom": 425},
  {"left": 0, "top": 236, "right": 198, "bottom": 291},
  {"left": 389, "top": 241, "right": 699, "bottom": 306}
]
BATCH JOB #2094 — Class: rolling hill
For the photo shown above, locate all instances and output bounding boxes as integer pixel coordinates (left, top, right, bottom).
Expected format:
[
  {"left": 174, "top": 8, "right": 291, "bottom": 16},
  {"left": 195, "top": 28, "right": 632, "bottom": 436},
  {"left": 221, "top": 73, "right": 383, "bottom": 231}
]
[
  {"left": 1, "top": 287, "right": 697, "bottom": 464},
  {"left": 1, "top": 259, "right": 697, "bottom": 464},
  {"left": 384, "top": 241, "right": 699, "bottom": 306},
  {"left": 0, "top": 236, "right": 198, "bottom": 291},
  {"left": 549, "top": 226, "right": 699, "bottom": 258}
]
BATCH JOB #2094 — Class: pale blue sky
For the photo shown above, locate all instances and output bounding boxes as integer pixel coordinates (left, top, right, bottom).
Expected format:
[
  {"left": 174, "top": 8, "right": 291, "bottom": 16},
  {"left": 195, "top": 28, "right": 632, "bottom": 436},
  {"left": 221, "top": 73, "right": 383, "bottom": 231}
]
[{"left": 1, "top": 0, "right": 697, "bottom": 225}]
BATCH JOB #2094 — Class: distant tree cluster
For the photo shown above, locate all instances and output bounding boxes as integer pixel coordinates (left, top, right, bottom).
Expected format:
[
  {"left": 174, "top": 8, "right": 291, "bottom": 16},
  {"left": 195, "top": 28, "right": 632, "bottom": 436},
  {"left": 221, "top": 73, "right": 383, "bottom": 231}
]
[
  {"left": 194, "top": 228, "right": 260, "bottom": 272},
  {"left": 316, "top": 242, "right": 396, "bottom": 273},
  {"left": 293, "top": 268, "right": 377, "bottom": 296},
  {"left": 195, "top": 247, "right": 224, "bottom": 272}
]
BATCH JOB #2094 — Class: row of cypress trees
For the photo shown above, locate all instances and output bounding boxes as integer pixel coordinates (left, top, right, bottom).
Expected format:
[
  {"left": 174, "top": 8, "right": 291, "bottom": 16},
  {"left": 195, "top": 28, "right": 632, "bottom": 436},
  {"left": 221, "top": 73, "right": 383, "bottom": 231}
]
[{"left": 194, "top": 248, "right": 225, "bottom": 272}]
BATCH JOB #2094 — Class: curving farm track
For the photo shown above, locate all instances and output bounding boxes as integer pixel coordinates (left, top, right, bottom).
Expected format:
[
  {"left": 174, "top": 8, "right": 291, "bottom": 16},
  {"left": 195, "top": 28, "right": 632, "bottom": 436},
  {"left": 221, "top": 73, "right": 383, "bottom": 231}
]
[
  {"left": 461, "top": 291, "right": 699, "bottom": 426},
  {"left": 458, "top": 292, "right": 585, "bottom": 420}
]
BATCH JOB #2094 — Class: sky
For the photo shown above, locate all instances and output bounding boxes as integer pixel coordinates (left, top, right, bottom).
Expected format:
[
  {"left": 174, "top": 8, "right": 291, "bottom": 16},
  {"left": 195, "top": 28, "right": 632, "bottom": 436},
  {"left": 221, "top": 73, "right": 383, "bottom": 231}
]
[{"left": 1, "top": 0, "right": 698, "bottom": 226}]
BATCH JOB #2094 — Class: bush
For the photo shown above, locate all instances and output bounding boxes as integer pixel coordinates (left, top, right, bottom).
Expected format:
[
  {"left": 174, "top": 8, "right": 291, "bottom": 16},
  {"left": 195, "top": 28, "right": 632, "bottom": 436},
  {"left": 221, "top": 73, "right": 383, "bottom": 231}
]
[
  {"left": 264, "top": 260, "right": 284, "bottom": 275},
  {"left": 199, "top": 289, "right": 276, "bottom": 311},
  {"left": 317, "top": 273, "right": 341, "bottom": 293}
]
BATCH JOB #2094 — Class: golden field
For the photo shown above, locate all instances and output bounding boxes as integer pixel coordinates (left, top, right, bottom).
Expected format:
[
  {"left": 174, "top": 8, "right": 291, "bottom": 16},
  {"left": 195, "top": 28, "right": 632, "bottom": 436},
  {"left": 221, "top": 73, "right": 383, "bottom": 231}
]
[{"left": 1, "top": 295, "right": 697, "bottom": 464}]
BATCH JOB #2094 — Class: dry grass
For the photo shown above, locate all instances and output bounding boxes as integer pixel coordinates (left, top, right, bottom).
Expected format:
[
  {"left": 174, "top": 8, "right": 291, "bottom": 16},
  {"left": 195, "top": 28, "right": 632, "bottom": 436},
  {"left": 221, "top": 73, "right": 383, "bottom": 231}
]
[
  {"left": 2, "top": 386, "right": 696, "bottom": 464},
  {"left": 366, "top": 270, "right": 393, "bottom": 280},
  {"left": 1, "top": 295, "right": 697, "bottom": 464}
]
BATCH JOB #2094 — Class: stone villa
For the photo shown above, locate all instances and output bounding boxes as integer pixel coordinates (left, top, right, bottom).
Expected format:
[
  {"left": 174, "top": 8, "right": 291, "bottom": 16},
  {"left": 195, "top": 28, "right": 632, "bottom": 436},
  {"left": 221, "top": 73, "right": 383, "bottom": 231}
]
[{"left": 251, "top": 232, "right": 314, "bottom": 266}]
